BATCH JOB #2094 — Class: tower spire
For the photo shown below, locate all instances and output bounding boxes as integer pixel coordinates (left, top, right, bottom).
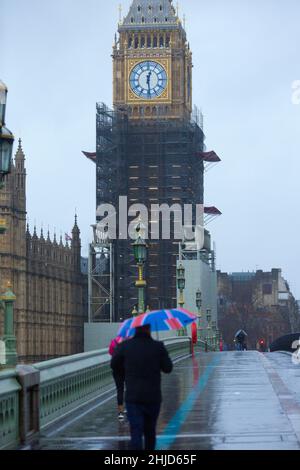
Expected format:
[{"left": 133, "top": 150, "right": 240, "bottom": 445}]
[{"left": 15, "top": 138, "right": 25, "bottom": 162}]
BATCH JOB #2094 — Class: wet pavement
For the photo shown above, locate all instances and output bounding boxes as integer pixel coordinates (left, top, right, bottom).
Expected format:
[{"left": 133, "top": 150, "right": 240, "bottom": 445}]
[{"left": 31, "top": 351, "right": 300, "bottom": 450}]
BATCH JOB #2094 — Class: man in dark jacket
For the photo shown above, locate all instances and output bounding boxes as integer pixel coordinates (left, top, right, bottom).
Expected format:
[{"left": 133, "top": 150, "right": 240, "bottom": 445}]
[{"left": 111, "top": 324, "right": 173, "bottom": 450}]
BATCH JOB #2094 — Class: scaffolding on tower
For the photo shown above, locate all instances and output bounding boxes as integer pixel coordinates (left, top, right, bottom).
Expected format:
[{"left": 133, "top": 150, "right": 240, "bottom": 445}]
[{"left": 88, "top": 225, "right": 114, "bottom": 323}]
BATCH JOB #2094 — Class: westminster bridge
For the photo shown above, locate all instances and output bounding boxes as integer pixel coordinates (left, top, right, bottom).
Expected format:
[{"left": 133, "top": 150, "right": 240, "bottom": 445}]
[{"left": 1, "top": 338, "right": 300, "bottom": 451}]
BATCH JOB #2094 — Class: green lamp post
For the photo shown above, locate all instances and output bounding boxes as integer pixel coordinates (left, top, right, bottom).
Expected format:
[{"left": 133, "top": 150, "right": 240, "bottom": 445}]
[
  {"left": 177, "top": 263, "right": 186, "bottom": 336},
  {"left": 132, "top": 235, "right": 147, "bottom": 314},
  {"left": 132, "top": 305, "right": 138, "bottom": 317},
  {"left": 216, "top": 328, "right": 221, "bottom": 351},
  {"left": 212, "top": 320, "right": 217, "bottom": 351},
  {"left": 177, "top": 263, "right": 185, "bottom": 308},
  {"left": 206, "top": 308, "right": 212, "bottom": 349},
  {"left": 0, "top": 282, "right": 17, "bottom": 367},
  {"left": 196, "top": 289, "right": 202, "bottom": 340}
]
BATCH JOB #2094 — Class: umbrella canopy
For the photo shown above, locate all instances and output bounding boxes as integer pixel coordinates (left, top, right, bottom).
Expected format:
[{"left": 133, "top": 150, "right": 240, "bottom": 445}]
[
  {"left": 235, "top": 329, "right": 248, "bottom": 339},
  {"left": 118, "top": 308, "right": 197, "bottom": 338}
]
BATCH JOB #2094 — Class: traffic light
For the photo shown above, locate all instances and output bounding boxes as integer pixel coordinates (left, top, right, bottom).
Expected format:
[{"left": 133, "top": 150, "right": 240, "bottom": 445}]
[{"left": 259, "top": 338, "right": 266, "bottom": 351}]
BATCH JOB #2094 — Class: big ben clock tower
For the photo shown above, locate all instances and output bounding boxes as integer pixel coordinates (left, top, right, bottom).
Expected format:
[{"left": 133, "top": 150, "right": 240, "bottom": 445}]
[
  {"left": 113, "top": 0, "right": 192, "bottom": 120},
  {"left": 94, "top": 0, "right": 205, "bottom": 321}
]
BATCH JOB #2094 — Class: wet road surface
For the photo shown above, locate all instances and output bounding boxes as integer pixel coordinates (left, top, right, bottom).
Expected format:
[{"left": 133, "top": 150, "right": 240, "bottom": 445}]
[{"left": 31, "top": 351, "right": 300, "bottom": 450}]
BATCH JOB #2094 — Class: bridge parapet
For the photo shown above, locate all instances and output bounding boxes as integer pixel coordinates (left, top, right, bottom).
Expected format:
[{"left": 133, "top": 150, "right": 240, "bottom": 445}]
[
  {"left": 35, "top": 349, "right": 114, "bottom": 430},
  {"left": 0, "top": 370, "right": 21, "bottom": 450},
  {"left": 0, "top": 336, "right": 191, "bottom": 449}
]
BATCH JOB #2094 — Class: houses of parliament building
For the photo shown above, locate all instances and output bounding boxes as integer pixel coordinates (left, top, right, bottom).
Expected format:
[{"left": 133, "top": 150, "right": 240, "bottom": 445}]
[{"left": 0, "top": 140, "right": 87, "bottom": 363}]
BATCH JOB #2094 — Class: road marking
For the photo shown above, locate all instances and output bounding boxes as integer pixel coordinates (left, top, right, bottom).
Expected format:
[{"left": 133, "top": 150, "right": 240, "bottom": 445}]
[
  {"left": 156, "top": 355, "right": 221, "bottom": 450},
  {"left": 42, "top": 431, "right": 297, "bottom": 442}
]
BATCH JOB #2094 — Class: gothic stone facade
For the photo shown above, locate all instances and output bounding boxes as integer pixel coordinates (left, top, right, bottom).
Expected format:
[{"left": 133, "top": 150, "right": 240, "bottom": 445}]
[
  {"left": 217, "top": 269, "right": 300, "bottom": 350},
  {"left": 0, "top": 141, "right": 86, "bottom": 363}
]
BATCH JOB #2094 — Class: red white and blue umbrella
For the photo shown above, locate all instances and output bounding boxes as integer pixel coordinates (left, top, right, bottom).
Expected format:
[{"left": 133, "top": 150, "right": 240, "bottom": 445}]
[{"left": 118, "top": 308, "right": 197, "bottom": 338}]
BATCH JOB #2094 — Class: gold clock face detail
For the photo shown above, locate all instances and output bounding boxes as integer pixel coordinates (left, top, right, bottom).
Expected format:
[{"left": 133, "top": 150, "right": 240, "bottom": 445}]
[{"left": 129, "top": 61, "right": 168, "bottom": 100}]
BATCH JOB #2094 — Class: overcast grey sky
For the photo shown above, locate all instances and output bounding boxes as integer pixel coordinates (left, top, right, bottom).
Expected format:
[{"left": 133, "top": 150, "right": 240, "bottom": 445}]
[{"left": 1, "top": 0, "right": 300, "bottom": 297}]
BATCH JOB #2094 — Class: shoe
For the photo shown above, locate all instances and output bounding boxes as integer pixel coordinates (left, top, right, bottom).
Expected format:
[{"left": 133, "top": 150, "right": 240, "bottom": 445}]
[{"left": 118, "top": 412, "right": 125, "bottom": 421}]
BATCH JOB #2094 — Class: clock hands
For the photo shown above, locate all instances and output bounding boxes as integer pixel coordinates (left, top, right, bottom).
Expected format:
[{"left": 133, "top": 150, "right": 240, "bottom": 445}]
[{"left": 146, "top": 71, "right": 152, "bottom": 92}]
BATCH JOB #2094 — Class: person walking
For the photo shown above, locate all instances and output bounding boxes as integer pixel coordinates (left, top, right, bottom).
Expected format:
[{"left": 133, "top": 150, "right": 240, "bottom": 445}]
[
  {"left": 109, "top": 336, "right": 126, "bottom": 421},
  {"left": 111, "top": 324, "right": 173, "bottom": 450}
]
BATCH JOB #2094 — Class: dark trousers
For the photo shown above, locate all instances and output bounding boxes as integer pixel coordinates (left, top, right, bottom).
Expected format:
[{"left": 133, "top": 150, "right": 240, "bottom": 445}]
[
  {"left": 126, "top": 402, "right": 161, "bottom": 450},
  {"left": 113, "top": 371, "right": 125, "bottom": 406}
]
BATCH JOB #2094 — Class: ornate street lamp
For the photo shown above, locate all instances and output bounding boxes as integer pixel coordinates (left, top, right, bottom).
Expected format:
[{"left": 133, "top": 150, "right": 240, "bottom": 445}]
[
  {"left": 177, "top": 263, "right": 186, "bottom": 336},
  {"left": 196, "top": 289, "right": 202, "bottom": 310},
  {"left": 196, "top": 289, "right": 202, "bottom": 340},
  {"left": 206, "top": 308, "right": 212, "bottom": 348},
  {"left": 0, "top": 81, "right": 14, "bottom": 188},
  {"left": 216, "top": 328, "right": 221, "bottom": 351},
  {"left": 132, "top": 235, "right": 147, "bottom": 314},
  {"left": 132, "top": 305, "right": 138, "bottom": 317},
  {"left": 206, "top": 308, "right": 212, "bottom": 324},
  {"left": 212, "top": 320, "right": 217, "bottom": 351},
  {"left": 177, "top": 263, "right": 185, "bottom": 308}
]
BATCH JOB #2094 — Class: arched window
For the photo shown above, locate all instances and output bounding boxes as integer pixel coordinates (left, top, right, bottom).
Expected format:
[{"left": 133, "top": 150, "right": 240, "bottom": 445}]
[
  {"left": 128, "top": 36, "right": 133, "bottom": 48},
  {"left": 131, "top": 17, "right": 134, "bottom": 23},
  {"left": 153, "top": 35, "right": 158, "bottom": 47},
  {"left": 142, "top": 16, "right": 145, "bottom": 23},
  {"left": 154, "top": 17, "right": 157, "bottom": 23},
  {"left": 147, "top": 35, "right": 151, "bottom": 47},
  {"left": 141, "top": 35, "right": 145, "bottom": 48},
  {"left": 138, "top": 5, "right": 141, "bottom": 11},
  {"left": 159, "top": 35, "right": 164, "bottom": 47},
  {"left": 166, "top": 35, "right": 170, "bottom": 47},
  {"left": 135, "top": 36, "right": 139, "bottom": 48}
]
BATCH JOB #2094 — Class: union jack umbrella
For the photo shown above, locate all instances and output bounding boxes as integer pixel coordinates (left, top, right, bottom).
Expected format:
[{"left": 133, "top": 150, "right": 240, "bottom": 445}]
[{"left": 117, "top": 308, "right": 197, "bottom": 338}]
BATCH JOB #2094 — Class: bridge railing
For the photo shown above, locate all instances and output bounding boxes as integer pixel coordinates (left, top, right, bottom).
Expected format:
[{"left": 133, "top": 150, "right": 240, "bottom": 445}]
[
  {"left": 0, "top": 336, "right": 191, "bottom": 450},
  {"left": 0, "top": 370, "right": 21, "bottom": 450},
  {"left": 197, "top": 339, "right": 215, "bottom": 352}
]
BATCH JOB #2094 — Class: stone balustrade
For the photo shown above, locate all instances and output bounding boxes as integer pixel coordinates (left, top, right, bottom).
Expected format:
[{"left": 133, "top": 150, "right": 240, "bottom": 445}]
[{"left": 0, "top": 370, "right": 21, "bottom": 450}]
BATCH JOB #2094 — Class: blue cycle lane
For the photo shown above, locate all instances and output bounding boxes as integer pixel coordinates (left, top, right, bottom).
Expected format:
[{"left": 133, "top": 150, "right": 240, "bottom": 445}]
[{"left": 156, "top": 353, "right": 221, "bottom": 450}]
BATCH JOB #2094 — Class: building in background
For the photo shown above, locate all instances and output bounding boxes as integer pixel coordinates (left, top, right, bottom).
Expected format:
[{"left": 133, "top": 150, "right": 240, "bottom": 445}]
[
  {"left": 0, "top": 140, "right": 87, "bottom": 363},
  {"left": 217, "top": 269, "right": 300, "bottom": 350},
  {"left": 84, "top": 0, "right": 221, "bottom": 321},
  {"left": 177, "top": 229, "right": 218, "bottom": 330}
]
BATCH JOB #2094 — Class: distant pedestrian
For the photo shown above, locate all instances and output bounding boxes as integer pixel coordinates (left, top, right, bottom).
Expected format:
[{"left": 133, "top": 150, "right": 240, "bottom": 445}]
[
  {"left": 235, "top": 330, "right": 247, "bottom": 351},
  {"left": 111, "top": 324, "right": 173, "bottom": 450},
  {"left": 109, "top": 336, "right": 126, "bottom": 421}
]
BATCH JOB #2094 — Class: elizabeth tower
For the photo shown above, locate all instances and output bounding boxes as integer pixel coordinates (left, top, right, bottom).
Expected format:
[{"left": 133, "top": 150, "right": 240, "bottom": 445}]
[{"left": 96, "top": 0, "right": 205, "bottom": 320}]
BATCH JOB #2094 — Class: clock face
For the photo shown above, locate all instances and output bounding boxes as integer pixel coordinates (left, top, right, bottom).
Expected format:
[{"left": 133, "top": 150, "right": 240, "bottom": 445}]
[{"left": 129, "top": 61, "right": 168, "bottom": 100}]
